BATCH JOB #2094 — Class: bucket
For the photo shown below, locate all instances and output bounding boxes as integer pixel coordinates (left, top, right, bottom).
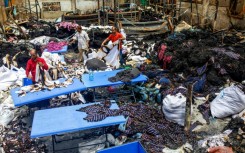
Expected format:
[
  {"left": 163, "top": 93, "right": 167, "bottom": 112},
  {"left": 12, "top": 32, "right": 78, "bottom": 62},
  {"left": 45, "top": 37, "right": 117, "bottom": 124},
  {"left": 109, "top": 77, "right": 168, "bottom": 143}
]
[{"left": 23, "top": 78, "right": 33, "bottom": 86}]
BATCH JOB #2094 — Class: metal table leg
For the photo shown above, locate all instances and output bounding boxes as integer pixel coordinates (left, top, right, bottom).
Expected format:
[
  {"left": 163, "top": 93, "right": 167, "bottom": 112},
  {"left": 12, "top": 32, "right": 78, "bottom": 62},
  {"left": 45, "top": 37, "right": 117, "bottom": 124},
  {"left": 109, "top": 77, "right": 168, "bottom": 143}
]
[{"left": 52, "top": 135, "right": 55, "bottom": 153}]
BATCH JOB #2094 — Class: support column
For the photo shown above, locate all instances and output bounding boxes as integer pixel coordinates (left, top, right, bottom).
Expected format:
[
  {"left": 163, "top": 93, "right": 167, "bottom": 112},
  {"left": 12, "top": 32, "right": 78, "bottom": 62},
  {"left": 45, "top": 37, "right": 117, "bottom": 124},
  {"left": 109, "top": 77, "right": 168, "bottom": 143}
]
[
  {"left": 114, "top": 0, "right": 116, "bottom": 24},
  {"left": 71, "top": 0, "right": 76, "bottom": 11},
  {"left": 200, "top": 0, "right": 210, "bottom": 28}
]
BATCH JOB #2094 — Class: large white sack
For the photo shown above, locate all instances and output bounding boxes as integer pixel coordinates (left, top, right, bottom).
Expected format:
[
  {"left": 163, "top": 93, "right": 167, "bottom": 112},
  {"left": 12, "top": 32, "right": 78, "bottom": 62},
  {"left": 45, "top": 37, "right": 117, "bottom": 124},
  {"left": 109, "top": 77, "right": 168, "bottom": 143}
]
[
  {"left": 0, "top": 69, "right": 18, "bottom": 91},
  {"left": 162, "top": 93, "right": 186, "bottom": 126},
  {"left": 211, "top": 85, "right": 245, "bottom": 118},
  {"left": 0, "top": 108, "right": 14, "bottom": 127},
  {"left": 2, "top": 95, "right": 14, "bottom": 109},
  {"left": 29, "top": 36, "right": 50, "bottom": 45}
]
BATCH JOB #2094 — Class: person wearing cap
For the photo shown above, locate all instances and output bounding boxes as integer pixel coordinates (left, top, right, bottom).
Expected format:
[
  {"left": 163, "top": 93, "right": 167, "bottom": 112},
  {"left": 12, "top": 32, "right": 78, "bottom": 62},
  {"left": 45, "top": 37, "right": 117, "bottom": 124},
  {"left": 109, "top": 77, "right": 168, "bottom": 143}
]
[
  {"left": 70, "top": 26, "right": 90, "bottom": 63},
  {"left": 26, "top": 49, "right": 48, "bottom": 83}
]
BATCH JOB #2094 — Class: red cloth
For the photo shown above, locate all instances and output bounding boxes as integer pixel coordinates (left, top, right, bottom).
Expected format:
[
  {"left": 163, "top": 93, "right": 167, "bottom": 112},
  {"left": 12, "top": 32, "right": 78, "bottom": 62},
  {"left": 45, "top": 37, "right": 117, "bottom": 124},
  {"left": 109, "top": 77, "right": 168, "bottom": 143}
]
[
  {"left": 26, "top": 57, "right": 48, "bottom": 82},
  {"left": 158, "top": 44, "right": 172, "bottom": 69},
  {"left": 108, "top": 32, "right": 123, "bottom": 49}
]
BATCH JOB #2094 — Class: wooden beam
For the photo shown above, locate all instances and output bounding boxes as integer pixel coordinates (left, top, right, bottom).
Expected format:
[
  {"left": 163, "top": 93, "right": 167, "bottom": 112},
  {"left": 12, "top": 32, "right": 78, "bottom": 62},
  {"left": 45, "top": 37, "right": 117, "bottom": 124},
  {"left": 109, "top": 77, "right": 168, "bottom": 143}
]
[
  {"left": 0, "top": 6, "right": 7, "bottom": 23},
  {"left": 201, "top": 0, "right": 210, "bottom": 28},
  {"left": 184, "top": 84, "right": 193, "bottom": 135}
]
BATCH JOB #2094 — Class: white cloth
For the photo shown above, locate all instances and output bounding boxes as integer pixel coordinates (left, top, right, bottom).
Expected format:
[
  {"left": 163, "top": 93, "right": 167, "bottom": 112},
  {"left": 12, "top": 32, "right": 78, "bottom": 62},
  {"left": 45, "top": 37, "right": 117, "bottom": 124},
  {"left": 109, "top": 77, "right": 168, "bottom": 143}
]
[
  {"left": 104, "top": 45, "right": 120, "bottom": 68},
  {"left": 73, "top": 31, "right": 90, "bottom": 49}
]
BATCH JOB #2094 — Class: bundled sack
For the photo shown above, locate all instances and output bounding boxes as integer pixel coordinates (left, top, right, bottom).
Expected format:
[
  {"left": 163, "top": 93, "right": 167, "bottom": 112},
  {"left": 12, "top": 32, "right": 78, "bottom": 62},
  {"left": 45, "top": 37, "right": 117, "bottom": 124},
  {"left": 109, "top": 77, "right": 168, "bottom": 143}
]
[
  {"left": 162, "top": 93, "right": 186, "bottom": 126},
  {"left": 211, "top": 85, "right": 245, "bottom": 118},
  {"left": 85, "top": 58, "right": 107, "bottom": 71}
]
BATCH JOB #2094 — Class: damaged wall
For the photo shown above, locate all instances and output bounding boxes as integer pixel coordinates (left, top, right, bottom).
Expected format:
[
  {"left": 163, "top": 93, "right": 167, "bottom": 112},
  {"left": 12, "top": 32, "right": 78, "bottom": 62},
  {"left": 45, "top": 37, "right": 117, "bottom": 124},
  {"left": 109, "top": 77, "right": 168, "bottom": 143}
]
[
  {"left": 29, "top": 0, "right": 107, "bottom": 19},
  {"left": 177, "top": 0, "right": 245, "bottom": 30}
]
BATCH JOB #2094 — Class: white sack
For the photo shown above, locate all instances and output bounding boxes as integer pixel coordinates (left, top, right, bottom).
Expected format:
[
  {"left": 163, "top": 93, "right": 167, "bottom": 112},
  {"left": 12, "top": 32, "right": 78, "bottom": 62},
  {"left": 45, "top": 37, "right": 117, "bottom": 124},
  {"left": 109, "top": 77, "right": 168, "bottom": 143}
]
[
  {"left": 29, "top": 36, "right": 50, "bottom": 45},
  {"left": 162, "top": 93, "right": 186, "bottom": 126},
  {"left": 210, "top": 85, "right": 245, "bottom": 118},
  {"left": 2, "top": 95, "right": 14, "bottom": 109},
  {"left": 0, "top": 68, "right": 18, "bottom": 91},
  {"left": 0, "top": 108, "right": 14, "bottom": 127}
]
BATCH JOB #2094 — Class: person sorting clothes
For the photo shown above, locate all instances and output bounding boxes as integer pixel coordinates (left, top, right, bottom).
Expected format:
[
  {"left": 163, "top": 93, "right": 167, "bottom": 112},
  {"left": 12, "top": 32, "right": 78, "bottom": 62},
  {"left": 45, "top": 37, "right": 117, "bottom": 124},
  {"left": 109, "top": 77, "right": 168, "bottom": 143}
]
[
  {"left": 70, "top": 25, "right": 90, "bottom": 63},
  {"left": 26, "top": 49, "right": 48, "bottom": 83},
  {"left": 101, "top": 26, "right": 125, "bottom": 66}
]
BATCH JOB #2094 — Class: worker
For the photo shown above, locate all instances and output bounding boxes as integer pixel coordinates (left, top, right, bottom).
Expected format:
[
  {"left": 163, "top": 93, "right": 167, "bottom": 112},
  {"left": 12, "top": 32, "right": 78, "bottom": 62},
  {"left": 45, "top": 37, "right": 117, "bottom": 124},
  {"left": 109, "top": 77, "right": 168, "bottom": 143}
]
[
  {"left": 70, "top": 25, "right": 90, "bottom": 63},
  {"left": 26, "top": 49, "right": 48, "bottom": 83},
  {"left": 101, "top": 26, "right": 125, "bottom": 66}
]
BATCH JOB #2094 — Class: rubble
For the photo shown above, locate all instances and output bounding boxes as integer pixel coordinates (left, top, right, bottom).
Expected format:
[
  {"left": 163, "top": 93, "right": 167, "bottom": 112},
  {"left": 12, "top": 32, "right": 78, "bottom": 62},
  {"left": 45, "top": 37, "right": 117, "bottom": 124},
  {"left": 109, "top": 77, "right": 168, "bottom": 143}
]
[{"left": 0, "top": 18, "right": 244, "bottom": 153}]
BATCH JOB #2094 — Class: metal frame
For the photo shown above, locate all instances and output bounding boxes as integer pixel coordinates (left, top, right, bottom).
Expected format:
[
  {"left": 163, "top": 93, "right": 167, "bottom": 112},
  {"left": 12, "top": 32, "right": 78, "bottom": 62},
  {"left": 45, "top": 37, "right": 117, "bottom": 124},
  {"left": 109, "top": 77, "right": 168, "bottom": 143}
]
[
  {"left": 51, "top": 127, "right": 109, "bottom": 152},
  {"left": 92, "top": 85, "right": 137, "bottom": 103}
]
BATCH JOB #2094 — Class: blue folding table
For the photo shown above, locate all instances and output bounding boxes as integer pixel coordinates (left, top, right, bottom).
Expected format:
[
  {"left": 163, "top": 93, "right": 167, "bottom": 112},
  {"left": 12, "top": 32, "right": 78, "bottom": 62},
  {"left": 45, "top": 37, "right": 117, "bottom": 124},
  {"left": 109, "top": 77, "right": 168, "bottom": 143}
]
[
  {"left": 43, "top": 45, "right": 68, "bottom": 54},
  {"left": 82, "top": 69, "right": 148, "bottom": 102},
  {"left": 10, "top": 78, "right": 86, "bottom": 107},
  {"left": 31, "top": 103, "right": 126, "bottom": 152}
]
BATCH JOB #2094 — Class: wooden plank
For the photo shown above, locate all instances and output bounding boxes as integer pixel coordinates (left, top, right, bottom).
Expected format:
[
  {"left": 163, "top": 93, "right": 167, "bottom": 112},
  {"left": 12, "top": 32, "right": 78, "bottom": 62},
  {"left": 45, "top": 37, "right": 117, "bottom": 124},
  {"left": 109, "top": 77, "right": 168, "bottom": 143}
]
[
  {"left": 201, "top": 0, "right": 210, "bottom": 28},
  {"left": 184, "top": 84, "right": 193, "bottom": 135},
  {"left": 0, "top": 6, "right": 7, "bottom": 23}
]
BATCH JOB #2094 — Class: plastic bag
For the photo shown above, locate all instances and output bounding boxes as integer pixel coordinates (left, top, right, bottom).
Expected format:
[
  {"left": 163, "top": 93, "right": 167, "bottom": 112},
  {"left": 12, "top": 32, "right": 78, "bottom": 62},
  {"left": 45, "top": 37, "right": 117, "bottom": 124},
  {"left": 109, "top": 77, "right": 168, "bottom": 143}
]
[
  {"left": 162, "top": 93, "right": 186, "bottom": 126},
  {"left": 211, "top": 85, "right": 245, "bottom": 118}
]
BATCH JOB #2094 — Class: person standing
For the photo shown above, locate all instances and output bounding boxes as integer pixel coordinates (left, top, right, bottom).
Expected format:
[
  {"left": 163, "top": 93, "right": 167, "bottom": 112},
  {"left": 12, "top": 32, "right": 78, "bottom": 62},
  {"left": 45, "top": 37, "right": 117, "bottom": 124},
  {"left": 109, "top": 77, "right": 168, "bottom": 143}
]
[
  {"left": 70, "top": 26, "right": 90, "bottom": 63},
  {"left": 26, "top": 49, "right": 48, "bottom": 83},
  {"left": 101, "top": 26, "right": 125, "bottom": 66}
]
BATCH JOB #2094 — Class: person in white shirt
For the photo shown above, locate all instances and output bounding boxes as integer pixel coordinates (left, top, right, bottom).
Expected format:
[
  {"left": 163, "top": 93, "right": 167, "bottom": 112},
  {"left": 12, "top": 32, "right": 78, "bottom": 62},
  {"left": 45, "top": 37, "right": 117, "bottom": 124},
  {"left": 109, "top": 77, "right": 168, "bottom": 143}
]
[{"left": 70, "top": 26, "right": 90, "bottom": 63}]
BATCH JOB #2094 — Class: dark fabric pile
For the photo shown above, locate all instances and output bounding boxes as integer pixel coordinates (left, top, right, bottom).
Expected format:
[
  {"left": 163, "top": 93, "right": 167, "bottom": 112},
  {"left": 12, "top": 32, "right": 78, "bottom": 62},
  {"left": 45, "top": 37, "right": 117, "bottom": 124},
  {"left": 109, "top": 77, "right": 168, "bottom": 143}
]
[
  {"left": 139, "top": 10, "right": 163, "bottom": 22},
  {"left": 0, "top": 42, "right": 35, "bottom": 68},
  {"left": 108, "top": 68, "right": 141, "bottom": 83},
  {"left": 223, "top": 117, "right": 245, "bottom": 153},
  {"left": 119, "top": 103, "right": 197, "bottom": 153},
  {"left": 1, "top": 112, "right": 47, "bottom": 152},
  {"left": 76, "top": 102, "right": 197, "bottom": 152},
  {"left": 87, "top": 29, "right": 110, "bottom": 49},
  {"left": 150, "top": 30, "right": 245, "bottom": 84}
]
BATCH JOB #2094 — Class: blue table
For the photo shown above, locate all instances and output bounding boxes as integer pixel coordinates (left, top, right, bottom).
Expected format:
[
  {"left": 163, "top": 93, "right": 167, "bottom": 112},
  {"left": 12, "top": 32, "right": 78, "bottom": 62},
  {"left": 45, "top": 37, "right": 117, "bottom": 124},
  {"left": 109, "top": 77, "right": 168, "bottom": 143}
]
[
  {"left": 10, "top": 78, "right": 86, "bottom": 107},
  {"left": 82, "top": 69, "right": 147, "bottom": 102},
  {"left": 82, "top": 69, "right": 147, "bottom": 88},
  {"left": 44, "top": 45, "right": 68, "bottom": 54},
  {"left": 31, "top": 103, "right": 126, "bottom": 152}
]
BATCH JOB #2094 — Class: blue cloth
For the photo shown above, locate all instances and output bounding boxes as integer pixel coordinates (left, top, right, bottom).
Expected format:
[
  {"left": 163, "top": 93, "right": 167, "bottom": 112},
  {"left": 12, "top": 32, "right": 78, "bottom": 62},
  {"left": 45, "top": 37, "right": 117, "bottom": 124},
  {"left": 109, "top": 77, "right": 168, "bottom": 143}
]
[
  {"left": 82, "top": 69, "right": 147, "bottom": 88},
  {"left": 193, "top": 74, "right": 206, "bottom": 92},
  {"left": 43, "top": 45, "right": 68, "bottom": 54},
  {"left": 31, "top": 103, "right": 126, "bottom": 138},
  {"left": 159, "top": 77, "right": 170, "bottom": 84},
  {"left": 10, "top": 78, "right": 86, "bottom": 107}
]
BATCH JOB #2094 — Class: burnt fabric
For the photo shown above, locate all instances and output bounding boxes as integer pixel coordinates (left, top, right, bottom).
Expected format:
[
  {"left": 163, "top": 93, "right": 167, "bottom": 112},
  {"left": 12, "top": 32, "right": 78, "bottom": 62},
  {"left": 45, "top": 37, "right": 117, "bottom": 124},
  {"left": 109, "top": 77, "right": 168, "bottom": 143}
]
[
  {"left": 76, "top": 101, "right": 119, "bottom": 122},
  {"left": 108, "top": 68, "right": 141, "bottom": 83}
]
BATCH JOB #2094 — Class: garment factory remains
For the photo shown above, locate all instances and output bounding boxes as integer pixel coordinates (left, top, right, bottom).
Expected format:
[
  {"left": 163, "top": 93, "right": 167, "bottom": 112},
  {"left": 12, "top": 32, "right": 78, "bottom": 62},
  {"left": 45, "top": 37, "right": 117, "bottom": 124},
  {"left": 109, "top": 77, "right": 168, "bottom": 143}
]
[{"left": 0, "top": 20, "right": 245, "bottom": 153}]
